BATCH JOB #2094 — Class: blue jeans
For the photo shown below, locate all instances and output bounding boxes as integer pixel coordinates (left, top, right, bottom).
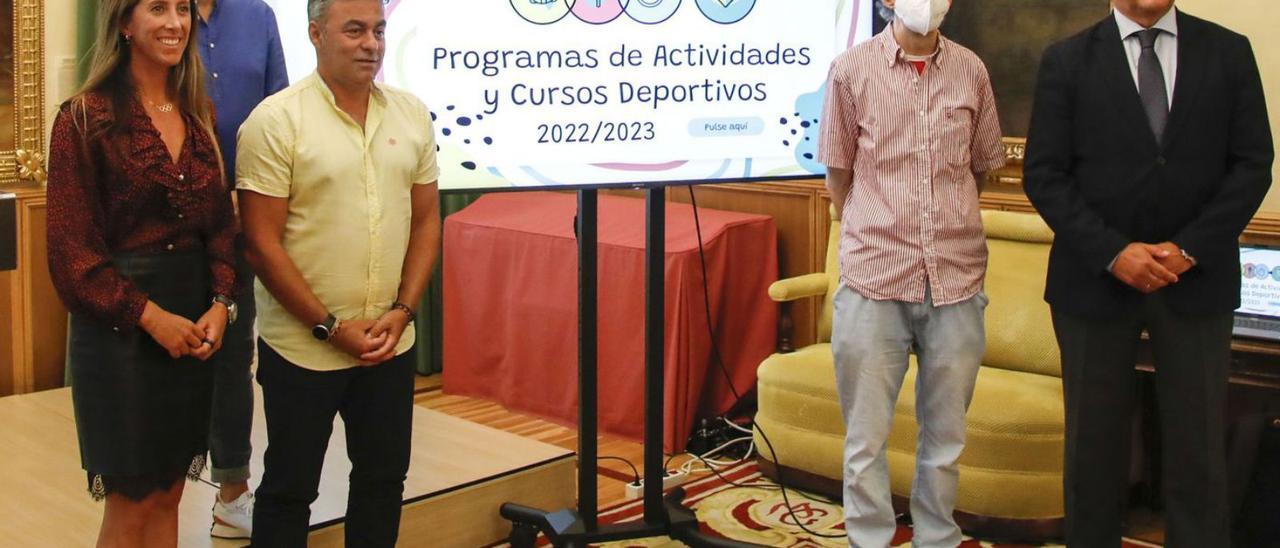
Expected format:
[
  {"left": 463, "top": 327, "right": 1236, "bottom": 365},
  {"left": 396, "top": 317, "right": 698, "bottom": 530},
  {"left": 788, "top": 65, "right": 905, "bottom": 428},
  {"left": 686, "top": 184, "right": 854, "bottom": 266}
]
[
  {"left": 831, "top": 285, "right": 986, "bottom": 548},
  {"left": 209, "top": 237, "right": 256, "bottom": 484}
]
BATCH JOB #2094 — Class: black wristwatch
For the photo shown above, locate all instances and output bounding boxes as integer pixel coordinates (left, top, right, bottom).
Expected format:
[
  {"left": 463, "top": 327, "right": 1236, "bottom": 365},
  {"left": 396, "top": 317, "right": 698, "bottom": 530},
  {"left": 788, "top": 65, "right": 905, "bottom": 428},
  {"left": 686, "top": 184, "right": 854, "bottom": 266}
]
[
  {"left": 312, "top": 313, "right": 339, "bottom": 341},
  {"left": 213, "top": 295, "right": 237, "bottom": 325}
]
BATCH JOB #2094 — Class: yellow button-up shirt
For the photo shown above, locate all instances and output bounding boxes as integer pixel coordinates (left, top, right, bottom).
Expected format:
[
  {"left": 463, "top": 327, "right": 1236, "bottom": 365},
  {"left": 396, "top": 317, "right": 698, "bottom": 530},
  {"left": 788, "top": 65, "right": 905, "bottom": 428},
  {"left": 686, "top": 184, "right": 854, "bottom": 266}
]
[{"left": 236, "top": 73, "right": 439, "bottom": 371}]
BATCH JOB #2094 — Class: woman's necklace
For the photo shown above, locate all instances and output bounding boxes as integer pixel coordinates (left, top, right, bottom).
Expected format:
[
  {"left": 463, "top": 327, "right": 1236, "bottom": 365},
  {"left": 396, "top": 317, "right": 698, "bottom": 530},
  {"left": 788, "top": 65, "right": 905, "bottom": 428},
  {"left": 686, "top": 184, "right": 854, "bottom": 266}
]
[{"left": 142, "top": 95, "right": 175, "bottom": 113}]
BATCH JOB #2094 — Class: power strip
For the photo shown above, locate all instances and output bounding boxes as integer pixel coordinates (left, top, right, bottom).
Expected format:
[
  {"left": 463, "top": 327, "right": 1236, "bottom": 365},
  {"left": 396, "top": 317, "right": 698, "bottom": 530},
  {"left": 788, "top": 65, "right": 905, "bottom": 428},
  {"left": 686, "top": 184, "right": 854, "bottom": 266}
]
[{"left": 623, "top": 469, "right": 690, "bottom": 500}]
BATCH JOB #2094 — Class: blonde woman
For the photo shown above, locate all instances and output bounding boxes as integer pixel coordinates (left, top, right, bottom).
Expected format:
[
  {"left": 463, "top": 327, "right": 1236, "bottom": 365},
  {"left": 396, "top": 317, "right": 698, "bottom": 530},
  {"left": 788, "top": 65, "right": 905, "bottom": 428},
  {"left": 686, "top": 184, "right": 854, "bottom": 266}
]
[{"left": 45, "top": 0, "right": 236, "bottom": 545}]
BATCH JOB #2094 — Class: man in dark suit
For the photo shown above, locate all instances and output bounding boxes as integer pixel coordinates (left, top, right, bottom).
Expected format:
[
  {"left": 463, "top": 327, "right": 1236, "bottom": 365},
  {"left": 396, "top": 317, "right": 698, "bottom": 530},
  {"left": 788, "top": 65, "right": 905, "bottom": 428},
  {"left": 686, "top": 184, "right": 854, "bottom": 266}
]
[{"left": 1023, "top": 0, "right": 1273, "bottom": 545}]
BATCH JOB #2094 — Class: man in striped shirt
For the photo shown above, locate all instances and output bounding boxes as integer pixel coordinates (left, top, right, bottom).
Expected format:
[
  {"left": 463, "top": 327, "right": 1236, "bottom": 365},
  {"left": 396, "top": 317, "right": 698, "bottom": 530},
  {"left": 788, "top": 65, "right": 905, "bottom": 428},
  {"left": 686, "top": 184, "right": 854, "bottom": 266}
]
[{"left": 817, "top": 0, "right": 1005, "bottom": 545}]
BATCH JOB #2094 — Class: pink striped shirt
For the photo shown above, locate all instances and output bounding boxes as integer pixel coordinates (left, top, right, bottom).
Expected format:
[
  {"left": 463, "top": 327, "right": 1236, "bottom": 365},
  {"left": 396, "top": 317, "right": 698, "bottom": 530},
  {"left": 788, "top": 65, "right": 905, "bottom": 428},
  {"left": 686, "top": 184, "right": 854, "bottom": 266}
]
[{"left": 818, "top": 29, "right": 1005, "bottom": 306}]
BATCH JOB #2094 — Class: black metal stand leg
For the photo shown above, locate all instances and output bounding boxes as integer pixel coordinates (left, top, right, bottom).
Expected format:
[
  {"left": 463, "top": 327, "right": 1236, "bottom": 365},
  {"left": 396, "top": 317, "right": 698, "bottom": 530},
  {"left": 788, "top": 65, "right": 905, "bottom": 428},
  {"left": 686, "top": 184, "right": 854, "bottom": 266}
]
[
  {"left": 578, "top": 188, "right": 599, "bottom": 529},
  {"left": 643, "top": 186, "right": 666, "bottom": 522},
  {"left": 499, "top": 186, "right": 765, "bottom": 548}
]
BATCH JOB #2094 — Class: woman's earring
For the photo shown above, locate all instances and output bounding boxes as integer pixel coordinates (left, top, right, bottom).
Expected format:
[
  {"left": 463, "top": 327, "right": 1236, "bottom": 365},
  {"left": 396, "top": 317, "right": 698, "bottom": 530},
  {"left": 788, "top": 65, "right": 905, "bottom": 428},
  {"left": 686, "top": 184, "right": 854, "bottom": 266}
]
[{"left": 123, "top": 32, "right": 132, "bottom": 42}]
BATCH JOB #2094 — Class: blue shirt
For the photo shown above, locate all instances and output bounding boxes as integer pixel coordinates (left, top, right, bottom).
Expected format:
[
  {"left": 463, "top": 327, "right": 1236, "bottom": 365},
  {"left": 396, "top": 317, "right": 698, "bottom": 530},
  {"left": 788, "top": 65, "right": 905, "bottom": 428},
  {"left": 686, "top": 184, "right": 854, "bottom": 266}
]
[{"left": 197, "top": 0, "right": 289, "bottom": 181}]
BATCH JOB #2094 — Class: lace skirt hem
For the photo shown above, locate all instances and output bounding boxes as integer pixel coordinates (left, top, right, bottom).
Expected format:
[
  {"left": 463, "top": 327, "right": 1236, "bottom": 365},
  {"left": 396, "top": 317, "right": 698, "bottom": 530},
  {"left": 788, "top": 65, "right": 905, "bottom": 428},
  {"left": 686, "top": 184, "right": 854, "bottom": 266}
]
[{"left": 87, "top": 453, "right": 207, "bottom": 502}]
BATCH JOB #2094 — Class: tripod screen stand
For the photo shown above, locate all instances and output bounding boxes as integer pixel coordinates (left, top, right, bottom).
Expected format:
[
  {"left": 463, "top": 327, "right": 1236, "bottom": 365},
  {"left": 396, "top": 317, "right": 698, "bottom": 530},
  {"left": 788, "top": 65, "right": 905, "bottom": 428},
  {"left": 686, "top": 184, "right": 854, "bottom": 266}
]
[{"left": 500, "top": 187, "right": 763, "bottom": 548}]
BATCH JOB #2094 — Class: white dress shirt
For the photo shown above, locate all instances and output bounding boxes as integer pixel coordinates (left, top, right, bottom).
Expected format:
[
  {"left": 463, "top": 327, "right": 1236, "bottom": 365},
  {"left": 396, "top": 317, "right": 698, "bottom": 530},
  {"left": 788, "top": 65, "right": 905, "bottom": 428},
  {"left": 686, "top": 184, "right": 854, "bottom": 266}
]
[{"left": 1114, "top": 7, "right": 1179, "bottom": 109}]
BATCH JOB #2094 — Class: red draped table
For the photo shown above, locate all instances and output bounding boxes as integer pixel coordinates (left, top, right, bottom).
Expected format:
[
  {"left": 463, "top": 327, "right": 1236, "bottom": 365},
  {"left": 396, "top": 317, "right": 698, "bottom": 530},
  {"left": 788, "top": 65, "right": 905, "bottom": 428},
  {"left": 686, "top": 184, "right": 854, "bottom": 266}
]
[{"left": 442, "top": 191, "right": 778, "bottom": 452}]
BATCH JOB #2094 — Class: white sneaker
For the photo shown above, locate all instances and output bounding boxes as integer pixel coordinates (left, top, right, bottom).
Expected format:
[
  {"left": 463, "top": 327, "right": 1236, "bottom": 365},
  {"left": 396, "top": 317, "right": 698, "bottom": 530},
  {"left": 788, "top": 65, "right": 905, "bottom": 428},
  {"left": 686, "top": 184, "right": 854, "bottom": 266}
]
[{"left": 211, "top": 490, "right": 254, "bottom": 539}]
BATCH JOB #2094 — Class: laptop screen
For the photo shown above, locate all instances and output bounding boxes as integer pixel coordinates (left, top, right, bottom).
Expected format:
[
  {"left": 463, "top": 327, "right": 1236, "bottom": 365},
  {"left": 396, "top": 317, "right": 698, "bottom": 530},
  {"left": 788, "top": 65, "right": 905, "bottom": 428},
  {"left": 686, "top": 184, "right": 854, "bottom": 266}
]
[{"left": 1239, "top": 245, "right": 1280, "bottom": 319}]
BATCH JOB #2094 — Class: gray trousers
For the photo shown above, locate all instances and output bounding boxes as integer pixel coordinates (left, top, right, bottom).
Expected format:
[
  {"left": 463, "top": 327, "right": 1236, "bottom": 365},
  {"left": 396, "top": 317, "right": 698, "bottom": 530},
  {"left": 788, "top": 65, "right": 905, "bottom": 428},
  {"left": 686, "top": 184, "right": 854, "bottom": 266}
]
[{"left": 1052, "top": 292, "right": 1232, "bottom": 548}]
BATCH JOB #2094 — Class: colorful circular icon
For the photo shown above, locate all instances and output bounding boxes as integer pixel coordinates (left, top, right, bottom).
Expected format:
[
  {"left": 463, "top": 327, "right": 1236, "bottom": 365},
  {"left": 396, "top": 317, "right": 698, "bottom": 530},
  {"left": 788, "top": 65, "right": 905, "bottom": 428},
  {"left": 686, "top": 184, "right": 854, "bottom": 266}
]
[
  {"left": 694, "top": 0, "right": 757, "bottom": 24},
  {"left": 1243, "top": 263, "right": 1276, "bottom": 280},
  {"left": 511, "top": 0, "right": 573, "bottom": 25},
  {"left": 573, "top": 0, "right": 628, "bottom": 24},
  {"left": 512, "top": 0, "right": 754, "bottom": 24},
  {"left": 626, "top": 0, "right": 681, "bottom": 24}
]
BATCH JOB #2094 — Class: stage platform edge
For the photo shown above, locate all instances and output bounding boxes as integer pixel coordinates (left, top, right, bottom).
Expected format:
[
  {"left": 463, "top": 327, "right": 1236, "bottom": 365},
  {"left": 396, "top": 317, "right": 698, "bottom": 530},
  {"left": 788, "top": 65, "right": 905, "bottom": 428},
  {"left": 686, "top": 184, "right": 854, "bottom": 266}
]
[{"left": 0, "top": 387, "right": 575, "bottom": 547}]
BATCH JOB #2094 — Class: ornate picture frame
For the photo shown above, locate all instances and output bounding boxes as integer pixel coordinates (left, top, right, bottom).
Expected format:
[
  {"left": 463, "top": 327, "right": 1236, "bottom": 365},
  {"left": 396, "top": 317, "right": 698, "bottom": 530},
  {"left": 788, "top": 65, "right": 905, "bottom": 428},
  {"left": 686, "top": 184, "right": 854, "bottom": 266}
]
[{"left": 2, "top": 0, "right": 45, "bottom": 186}]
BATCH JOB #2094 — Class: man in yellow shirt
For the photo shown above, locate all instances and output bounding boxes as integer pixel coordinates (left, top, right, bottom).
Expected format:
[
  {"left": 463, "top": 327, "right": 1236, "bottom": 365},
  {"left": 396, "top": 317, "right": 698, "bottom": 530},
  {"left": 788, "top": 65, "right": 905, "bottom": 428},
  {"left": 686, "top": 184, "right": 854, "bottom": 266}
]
[{"left": 235, "top": 0, "right": 441, "bottom": 545}]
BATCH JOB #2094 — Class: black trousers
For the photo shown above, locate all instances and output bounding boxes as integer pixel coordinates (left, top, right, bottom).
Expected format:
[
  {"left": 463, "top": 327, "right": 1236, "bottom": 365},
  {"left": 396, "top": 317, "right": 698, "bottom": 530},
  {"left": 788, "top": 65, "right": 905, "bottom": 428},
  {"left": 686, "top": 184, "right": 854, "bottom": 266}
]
[
  {"left": 1052, "top": 293, "right": 1232, "bottom": 548},
  {"left": 251, "top": 340, "right": 415, "bottom": 548}
]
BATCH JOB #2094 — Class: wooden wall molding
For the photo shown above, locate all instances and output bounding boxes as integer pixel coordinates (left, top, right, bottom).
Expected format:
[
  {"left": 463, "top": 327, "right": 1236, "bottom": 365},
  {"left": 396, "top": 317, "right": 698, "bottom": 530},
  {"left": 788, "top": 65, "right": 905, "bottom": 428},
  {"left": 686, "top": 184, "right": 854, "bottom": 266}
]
[
  {"left": 3, "top": 184, "right": 65, "bottom": 395},
  {"left": 1245, "top": 211, "right": 1280, "bottom": 244}
]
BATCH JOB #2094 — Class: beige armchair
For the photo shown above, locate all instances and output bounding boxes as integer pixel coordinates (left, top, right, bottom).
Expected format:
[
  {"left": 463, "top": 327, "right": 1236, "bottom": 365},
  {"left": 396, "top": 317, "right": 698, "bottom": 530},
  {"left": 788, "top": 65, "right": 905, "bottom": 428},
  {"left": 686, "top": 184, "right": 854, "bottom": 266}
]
[{"left": 753, "top": 208, "right": 1065, "bottom": 541}]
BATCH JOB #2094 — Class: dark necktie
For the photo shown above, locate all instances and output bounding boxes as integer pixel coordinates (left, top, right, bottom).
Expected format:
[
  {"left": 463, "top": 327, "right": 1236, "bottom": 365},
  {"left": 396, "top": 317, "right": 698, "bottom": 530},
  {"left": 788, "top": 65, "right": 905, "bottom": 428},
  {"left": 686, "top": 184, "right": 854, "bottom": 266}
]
[{"left": 1135, "top": 28, "right": 1168, "bottom": 144}]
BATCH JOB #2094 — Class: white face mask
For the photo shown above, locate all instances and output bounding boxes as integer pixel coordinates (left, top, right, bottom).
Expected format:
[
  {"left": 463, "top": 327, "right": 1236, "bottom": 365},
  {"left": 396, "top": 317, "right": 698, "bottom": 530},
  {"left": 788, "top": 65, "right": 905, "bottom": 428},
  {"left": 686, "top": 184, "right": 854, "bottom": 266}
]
[{"left": 895, "top": 0, "right": 950, "bottom": 35}]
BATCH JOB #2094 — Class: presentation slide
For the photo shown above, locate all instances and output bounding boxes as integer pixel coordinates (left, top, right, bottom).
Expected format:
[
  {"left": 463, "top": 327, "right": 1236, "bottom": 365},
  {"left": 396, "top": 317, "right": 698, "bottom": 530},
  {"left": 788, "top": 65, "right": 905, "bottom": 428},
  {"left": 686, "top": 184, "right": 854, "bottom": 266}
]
[
  {"left": 1240, "top": 247, "right": 1280, "bottom": 319},
  {"left": 262, "top": 0, "right": 873, "bottom": 190}
]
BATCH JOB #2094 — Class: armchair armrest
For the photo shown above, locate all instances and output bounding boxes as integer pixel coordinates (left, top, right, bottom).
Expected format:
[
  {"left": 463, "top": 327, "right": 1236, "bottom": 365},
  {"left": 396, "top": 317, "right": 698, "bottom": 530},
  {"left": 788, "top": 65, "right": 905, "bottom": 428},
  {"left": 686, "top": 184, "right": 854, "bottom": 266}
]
[{"left": 768, "top": 273, "right": 830, "bottom": 302}]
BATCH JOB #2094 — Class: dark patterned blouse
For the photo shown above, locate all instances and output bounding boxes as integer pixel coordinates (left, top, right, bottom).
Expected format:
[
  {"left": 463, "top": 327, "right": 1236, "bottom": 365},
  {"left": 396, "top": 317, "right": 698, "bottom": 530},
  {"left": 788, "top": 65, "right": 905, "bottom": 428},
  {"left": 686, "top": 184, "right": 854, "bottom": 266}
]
[{"left": 46, "top": 92, "right": 237, "bottom": 331}]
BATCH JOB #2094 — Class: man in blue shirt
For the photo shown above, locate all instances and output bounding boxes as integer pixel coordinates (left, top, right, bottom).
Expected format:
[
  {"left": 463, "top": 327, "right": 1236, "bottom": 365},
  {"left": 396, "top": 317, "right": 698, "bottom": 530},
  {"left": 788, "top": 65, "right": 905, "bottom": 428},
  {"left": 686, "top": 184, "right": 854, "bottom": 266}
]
[{"left": 196, "top": 0, "right": 289, "bottom": 539}]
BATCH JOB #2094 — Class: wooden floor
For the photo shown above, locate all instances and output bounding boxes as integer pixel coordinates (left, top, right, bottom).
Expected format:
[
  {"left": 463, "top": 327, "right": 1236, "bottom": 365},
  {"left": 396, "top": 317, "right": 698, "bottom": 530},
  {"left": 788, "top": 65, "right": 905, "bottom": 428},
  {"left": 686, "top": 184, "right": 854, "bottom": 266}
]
[
  {"left": 0, "top": 372, "right": 700, "bottom": 547},
  {"left": 414, "top": 373, "right": 716, "bottom": 510},
  {"left": 0, "top": 373, "right": 1166, "bottom": 546},
  {"left": 0, "top": 383, "right": 574, "bottom": 548}
]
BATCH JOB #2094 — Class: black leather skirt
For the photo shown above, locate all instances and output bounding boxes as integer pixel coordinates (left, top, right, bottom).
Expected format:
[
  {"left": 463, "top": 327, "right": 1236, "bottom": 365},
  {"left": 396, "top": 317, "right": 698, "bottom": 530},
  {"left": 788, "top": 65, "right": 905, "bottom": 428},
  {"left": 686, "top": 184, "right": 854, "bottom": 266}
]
[{"left": 68, "top": 251, "right": 215, "bottom": 501}]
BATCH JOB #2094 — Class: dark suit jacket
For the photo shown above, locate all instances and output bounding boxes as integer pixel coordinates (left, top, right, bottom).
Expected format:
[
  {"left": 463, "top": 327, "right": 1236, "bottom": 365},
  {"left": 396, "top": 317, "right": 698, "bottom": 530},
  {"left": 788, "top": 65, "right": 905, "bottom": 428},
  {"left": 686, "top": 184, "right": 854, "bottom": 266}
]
[{"left": 1024, "top": 11, "right": 1274, "bottom": 318}]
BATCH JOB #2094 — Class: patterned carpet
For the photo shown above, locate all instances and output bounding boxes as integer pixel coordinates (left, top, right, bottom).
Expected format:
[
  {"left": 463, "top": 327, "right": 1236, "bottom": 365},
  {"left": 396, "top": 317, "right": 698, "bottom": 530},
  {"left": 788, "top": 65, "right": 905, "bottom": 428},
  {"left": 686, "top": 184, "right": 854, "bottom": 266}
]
[{"left": 574, "top": 462, "right": 1161, "bottom": 548}]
